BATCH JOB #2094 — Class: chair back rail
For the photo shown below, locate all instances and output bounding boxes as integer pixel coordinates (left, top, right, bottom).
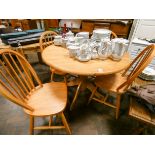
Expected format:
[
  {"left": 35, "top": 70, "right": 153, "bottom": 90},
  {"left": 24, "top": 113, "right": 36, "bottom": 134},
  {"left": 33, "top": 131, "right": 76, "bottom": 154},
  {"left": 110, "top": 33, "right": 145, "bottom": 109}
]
[
  {"left": 111, "top": 31, "right": 117, "bottom": 39},
  {"left": 39, "top": 31, "right": 58, "bottom": 52},
  {"left": 117, "top": 44, "right": 155, "bottom": 92},
  {"left": 0, "top": 49, "right": 43, "bottom": 111}
]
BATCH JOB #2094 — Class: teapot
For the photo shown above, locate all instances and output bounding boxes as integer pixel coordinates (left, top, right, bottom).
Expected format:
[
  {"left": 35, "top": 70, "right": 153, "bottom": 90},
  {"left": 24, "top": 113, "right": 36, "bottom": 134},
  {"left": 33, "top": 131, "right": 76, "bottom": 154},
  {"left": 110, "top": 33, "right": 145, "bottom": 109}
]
[{"left": 66, "top": 31, "right": 74, "bottom": 39}]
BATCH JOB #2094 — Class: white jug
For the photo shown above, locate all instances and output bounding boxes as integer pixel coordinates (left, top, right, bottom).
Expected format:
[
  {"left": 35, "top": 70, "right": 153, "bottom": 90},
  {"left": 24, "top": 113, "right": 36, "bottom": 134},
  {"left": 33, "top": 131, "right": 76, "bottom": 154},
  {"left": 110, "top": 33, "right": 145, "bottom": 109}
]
[
  {"left": 111, "top": 38, "right": 129, "bottom": 61},
  {"left": 98, "top": 39, "right": 112, "bottom": 60}
]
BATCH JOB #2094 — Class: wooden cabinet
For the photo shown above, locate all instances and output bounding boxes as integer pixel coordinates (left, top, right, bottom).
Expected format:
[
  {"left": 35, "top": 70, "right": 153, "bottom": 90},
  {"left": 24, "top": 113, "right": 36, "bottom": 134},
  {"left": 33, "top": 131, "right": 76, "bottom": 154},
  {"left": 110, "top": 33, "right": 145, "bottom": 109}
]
[
  {"left": 10, "top": 19, "right": 31, "bottom": 30},
  {"left": 110, "top": 23, "right": 130, "bottom": 37},
  {"left": 81, "top": 19, "right": 133, "bottom": 38},
  {"left": 82, "top": 22, "right": 94, "bottom": 32},
  {"left": 0, "top": 19, "right": 133, "bottom": 38},
  {"left": 21, "top": 20, "right": 31, "bottom": 30},
  {"left": 44, "top": 19, "right": 59, "bottom": 28}
]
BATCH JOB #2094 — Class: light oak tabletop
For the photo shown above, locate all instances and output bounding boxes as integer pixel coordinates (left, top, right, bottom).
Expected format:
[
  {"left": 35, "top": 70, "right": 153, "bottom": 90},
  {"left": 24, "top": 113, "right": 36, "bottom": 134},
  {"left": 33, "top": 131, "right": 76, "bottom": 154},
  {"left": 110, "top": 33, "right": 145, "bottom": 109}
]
[{"left": 42, "top": 45, "right": 131, "bottom": 76}]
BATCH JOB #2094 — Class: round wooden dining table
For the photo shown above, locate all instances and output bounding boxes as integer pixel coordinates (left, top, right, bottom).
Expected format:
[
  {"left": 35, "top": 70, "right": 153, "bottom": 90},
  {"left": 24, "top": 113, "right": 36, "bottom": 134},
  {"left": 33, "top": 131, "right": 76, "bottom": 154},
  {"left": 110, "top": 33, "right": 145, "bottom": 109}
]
[
  {"left": 42, "top": 45, "right": 131, "bottom": 76},
  {"left": 42, "top": 45, "right": 131, "bottom": 110}
]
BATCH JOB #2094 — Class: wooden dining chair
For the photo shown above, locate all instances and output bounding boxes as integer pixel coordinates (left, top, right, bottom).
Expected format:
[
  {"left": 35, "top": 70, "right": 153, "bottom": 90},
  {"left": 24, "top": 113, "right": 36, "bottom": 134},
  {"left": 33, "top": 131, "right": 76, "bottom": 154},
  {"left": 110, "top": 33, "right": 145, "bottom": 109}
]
[
  {"left": 39, "top": 31, "right": 67, "bottom": 83},
  {"left": 0, "top": 49, "right": 71, "bottom": 135},
  {"left": 88, "top": 44, "right": 155, "bottom": 119}
]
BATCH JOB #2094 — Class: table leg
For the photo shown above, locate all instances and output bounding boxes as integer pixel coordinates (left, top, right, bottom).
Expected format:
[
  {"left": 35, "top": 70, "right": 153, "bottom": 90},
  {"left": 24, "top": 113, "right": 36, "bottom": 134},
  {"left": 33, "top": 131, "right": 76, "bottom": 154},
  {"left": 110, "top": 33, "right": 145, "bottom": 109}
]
[
  {"left": 87, "top": 82, "right": 105, "bottom": 99},
  {"left": 67, "top": 77, "right": 81, "bottom": 87},
  {"left": 70, "top": 76, "right": 86, "bottom": 111},
  {"left": 69, "top": 75, "right": 107, "bottom": 110}
]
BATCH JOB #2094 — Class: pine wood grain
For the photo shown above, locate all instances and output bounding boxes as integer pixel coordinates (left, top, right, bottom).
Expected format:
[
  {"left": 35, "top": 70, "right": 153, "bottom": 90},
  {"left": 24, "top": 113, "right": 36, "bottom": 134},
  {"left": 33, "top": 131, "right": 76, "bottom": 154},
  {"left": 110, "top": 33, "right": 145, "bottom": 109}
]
[{"left": 42, "top": 45, "right": 131, "bottom": 76}]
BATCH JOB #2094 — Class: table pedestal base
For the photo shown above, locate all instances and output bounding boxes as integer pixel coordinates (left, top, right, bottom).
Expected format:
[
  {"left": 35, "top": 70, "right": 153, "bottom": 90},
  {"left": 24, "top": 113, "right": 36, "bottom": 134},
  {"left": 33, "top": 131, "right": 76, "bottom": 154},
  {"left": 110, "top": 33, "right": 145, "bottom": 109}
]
[{"left": 69, "top": 76, "right": 103, "bottom": 110}]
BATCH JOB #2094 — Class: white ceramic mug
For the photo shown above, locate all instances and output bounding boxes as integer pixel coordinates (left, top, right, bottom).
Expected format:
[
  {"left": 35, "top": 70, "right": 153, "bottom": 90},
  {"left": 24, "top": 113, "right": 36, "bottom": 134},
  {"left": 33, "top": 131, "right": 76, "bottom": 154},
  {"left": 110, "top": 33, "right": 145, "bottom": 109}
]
[
  {"left": 54, "top": 35, "right": 62, "bottom": 46},
  {"left": 74, "top": 36, "right": 85, "bottom": 44},
  {"left": 61, "top": 38, "right": 68, "bottom": 47},
  {"left": 68, "top": 45, "right": 80, "bottom": 58}
]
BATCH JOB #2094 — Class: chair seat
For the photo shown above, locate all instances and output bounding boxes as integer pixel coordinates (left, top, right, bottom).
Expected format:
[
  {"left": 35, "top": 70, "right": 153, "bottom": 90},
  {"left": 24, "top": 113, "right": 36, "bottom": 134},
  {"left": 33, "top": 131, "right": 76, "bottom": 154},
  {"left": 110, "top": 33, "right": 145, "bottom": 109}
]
[
  {"left": 94, "top": 72, "right": 127, "bottom": 93},
  {"left": 24, "top": 82, "right": 67, "bottom": 116},
  {"left": 50, "top": 67, "right": 66, "bottom": 75},
  {"left": 129, "top": 97, "right": 155, "bottom": 126}
]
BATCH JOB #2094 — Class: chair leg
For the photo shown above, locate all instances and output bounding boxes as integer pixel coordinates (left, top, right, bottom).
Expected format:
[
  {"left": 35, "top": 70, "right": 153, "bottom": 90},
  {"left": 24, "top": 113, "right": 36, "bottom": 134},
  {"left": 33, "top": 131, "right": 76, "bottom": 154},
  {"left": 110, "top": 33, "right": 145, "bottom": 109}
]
[
  {"left": 37, "top": 52, "right": 43, "bottom": 64},
  {"left": 51, "top": 71, "right": 55, "bottom": 82},
  {"left": 116, "top": 94, "right": 121, "bottom": 120},
  {"left": 49, "top": 115, "right": 53, "bottom": 126},
  {"left": 87, "top": 86, "right": 98, "bottom": 105},
  {"left": 64, "top": 75, "right": 67, "bottom": 85},
  {"left": 29, "top": 115, "right": 34, "bottom": 135},
  {"left": 61, "top": 112, "right": 71, "bottom": 135},
  {"left": 49, "top": 115, "right": 54, "bottom": 134}
]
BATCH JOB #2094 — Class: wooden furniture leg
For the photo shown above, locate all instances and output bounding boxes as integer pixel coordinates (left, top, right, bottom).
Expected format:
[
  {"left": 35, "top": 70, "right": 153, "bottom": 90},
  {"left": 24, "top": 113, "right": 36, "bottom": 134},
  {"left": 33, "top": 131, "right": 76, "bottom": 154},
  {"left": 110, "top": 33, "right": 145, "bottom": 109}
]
[
  {"left": 51, "top": 71, "right": 55, "bottom": 81},
  {"left": 67, "top": 77, "right": 81, "bottom": 87},
  {"left": 30, "top": 115, "right": 34, "bottom": 135},
  {"left": 61, "top": 113, "right": 71, "bottom": 135},
  {"left": 88, "top": 86, "right": 98, "bottom": 105},
  {"left": 49, "top": 115, "right": 53, "bottom": 126},
  {"left": 70, "top": 79, "right": 84, "bottom": 111},
  {"left": 64, "top": 75, "right": 67, "bottom": 85},
  {"left": 116, "top": 94, "right": 121, "bottom": 120},
  {"left": 70, "top": 76, "right": 104, "bottom": 110},
  {"left": 37, "top": 52, "right": 43, "bottom": 64}
]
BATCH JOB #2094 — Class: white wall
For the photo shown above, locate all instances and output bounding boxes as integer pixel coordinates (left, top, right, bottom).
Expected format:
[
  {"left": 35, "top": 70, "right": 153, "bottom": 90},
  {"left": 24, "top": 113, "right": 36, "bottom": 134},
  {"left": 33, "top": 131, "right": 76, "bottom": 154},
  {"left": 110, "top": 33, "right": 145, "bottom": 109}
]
[{"left": 129, "top": 19, "right": 155, "bottom": 40}]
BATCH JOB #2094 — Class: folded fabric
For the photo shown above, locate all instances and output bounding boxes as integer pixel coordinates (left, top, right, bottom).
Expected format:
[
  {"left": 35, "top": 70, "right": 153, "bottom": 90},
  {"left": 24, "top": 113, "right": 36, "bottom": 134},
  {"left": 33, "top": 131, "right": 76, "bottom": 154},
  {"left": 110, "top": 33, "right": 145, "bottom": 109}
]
[{"left": 127, "top": 83, "right": 155, "bottom": 113}]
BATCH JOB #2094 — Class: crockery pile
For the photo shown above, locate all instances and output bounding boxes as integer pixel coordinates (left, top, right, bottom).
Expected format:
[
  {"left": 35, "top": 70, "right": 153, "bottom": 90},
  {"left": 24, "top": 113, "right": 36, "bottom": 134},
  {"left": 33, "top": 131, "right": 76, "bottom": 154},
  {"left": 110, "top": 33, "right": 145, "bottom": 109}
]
[{"left": 53, "top": 29, "right": 129, "bottom": 62}]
